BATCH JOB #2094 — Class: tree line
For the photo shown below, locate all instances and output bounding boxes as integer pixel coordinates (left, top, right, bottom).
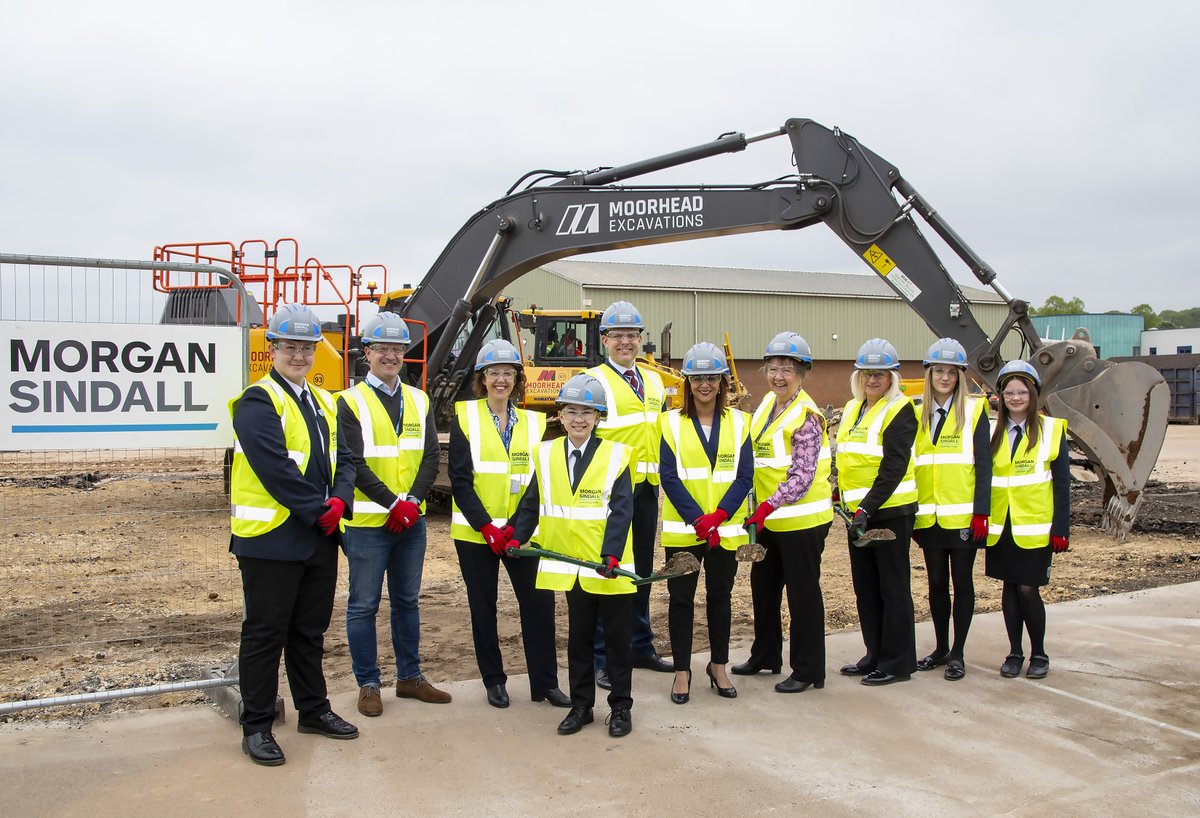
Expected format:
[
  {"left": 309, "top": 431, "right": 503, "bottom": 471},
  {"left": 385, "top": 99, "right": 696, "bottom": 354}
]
[{"left": 1028, "top": 296, "right": 1199, "bottom": 330}]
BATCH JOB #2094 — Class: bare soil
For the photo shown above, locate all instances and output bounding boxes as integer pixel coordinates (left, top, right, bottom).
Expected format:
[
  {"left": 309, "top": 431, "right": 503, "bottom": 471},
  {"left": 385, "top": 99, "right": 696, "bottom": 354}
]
[{"left": 2, "top": 427, "right": 1198, "bottom": 725}]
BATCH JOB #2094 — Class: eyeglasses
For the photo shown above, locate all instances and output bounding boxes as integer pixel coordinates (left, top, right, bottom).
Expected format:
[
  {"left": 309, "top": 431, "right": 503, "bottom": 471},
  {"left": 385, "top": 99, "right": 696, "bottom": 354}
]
[
  {"left": 273, "top": 342, "right": 317, "bottom": 357},
  {"left": 766, "top": 366, "right": 798, "bottom": 377},
  {"left": 688, "top": 374, "right": 723, "bottom": 384},
  {"left": 605, "top": 331, "right": 642, "bottom": 341},
  {"left": 367, "top": 344, "right": 406, "bottom": 358},
  {"left": 862, "top": 370, "right": 890, "bottom": 381},
  {"left": 930, "top": 366, "right": 959, "bottom": 379},
  {"left": 484, "top": 368, "right": 517, "bottom": 381},
  {"left": 560, "top": 406, "right": 598, "bottom": 419},
  {"left": 1002, "top": 390, "right": 1030, "bottom": 399}
]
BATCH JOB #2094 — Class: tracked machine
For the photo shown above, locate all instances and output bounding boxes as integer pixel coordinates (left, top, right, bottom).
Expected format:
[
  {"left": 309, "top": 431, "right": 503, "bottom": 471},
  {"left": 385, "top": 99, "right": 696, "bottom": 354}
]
[{"left": 387, "top": 118, "right": 1167, "bottom": 539}]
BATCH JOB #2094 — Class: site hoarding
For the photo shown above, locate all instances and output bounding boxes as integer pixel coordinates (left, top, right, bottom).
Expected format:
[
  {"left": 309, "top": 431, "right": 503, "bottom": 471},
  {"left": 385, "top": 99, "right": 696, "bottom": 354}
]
[{"left": 2, "top": 321, "right": 241, "bottom": 449}]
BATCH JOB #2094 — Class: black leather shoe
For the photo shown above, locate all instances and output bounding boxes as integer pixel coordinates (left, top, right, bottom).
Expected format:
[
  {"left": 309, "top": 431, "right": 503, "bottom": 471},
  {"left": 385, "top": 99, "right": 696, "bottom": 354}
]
[
  {"left": 1000, "top": 653, "right": 1024, "bottom": 678},
  {"left": 731, "top": 657, "right": 782, "bottom": 676},
  {"left": 1026, "top": 655, "right": 1049, "bottom": 679},
  {"left": 242, "top": 731, "right": 285, "bottom": 766},
  {"left": 861, "top": 670, "right": 910, "bottom": 686},
  {"left": 557, "top": 706, "right": 594, "bottom": 735},
  {"left": 916, "top": 651, "right": 950, "bottom": 671},
  {"left": 486, "top": 683, "right": 510, "bottom": 709},
  {"left": 775, "top": 675, "right": 825, "bottom": 693},
  {"left": 595, "top": 668, "right": 613, "bottom": 691},
  {"left": 632, "top": 653, "right": 673, "bottom": 673},
  {"left": 706, "top": 662, "right": 737, "bottom": 698},
  {"left": 532, "top": 687, "right": 571, "bottom": 708},
  {"left": 607, "top": 707, "right": 632, "bottom": 737},
  {"left": 840, "top": 663, "right": 870, "bottom": 676},
  {"left": 944, "top": 658, "right": 966, "bottom": 681},
  {"left": 297, "top": 710, "right": 359, "bottom": 740}
]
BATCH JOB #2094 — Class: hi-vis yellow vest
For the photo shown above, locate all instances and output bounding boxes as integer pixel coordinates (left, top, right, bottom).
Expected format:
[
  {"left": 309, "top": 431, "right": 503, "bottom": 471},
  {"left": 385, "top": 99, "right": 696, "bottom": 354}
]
[
  {"left": 532, "top": 438, "right": 635, "bottom": 595},
  {"left": 229, "top": 377, "right": 339, "bottom": 538},
  {"left": 337, "top": 380, "right": 428, "bottom": 527},
  {"left": 659, "top": 408, "right": 752, "bottom": 550},
  {"left": 988, "top": 415, "right": 1066, "bottom": 549},
  {"left": 914, "top": 397, "right": 987, "bottom": 530},
  {"left": 751, "top": 390, "right": 834, "bottom": 532},
  {"left": 450, "top": 400, "right": 546, "bottom": 543},
  {"left": 836, "top": 395, "right": 918, "bottom": 513},
  {"left": 589, "top": 364, "right": 664, "bottom": 486}
]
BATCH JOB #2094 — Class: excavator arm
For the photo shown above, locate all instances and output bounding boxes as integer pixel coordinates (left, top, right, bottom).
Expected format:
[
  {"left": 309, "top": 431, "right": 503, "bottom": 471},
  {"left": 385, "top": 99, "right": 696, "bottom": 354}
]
[{"left": 396, "top": 118, "right": 1168, "bottom": 538}]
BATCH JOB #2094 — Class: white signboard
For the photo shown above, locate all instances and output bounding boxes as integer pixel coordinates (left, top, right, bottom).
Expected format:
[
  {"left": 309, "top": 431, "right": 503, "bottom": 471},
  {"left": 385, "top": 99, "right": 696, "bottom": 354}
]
[{"left": 2, "top": 321, "right": 243, "bottom": 449}]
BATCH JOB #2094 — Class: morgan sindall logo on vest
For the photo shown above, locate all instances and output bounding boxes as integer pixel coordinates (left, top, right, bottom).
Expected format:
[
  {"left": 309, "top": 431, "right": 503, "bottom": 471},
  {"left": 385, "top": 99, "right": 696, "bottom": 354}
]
[{"left": 556, "top": 204, "right": 600, "bottom": 236}]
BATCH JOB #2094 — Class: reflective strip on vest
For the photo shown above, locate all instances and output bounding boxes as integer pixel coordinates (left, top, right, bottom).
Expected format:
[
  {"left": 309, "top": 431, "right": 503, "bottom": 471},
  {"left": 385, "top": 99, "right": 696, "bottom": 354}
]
[
  {"left": 659, "top": 408, "right": 752, "bottom": 548},
  {"left": 229, "top": 377, "right": 339, "bottom": 539},
  {"left": 341, "top": 381, "right": 429, "bottom": 527},
  {"left": 835, "top": 394, "right": 917, "bottom": 514},
  {"left": 533, "top": 439, "right": 634, "bottom": 594},
  {"left": 749, "top": 390, "right": 834, "bottom": 532},
  {"left": 450, "top": 401, "right": 545, "bottom": 544},
  {"left": 987, "top": 415, "right": 1064, "bottom": 549},
  {"left": 591, "top": 365, "right": 664, "bottom": 486}
]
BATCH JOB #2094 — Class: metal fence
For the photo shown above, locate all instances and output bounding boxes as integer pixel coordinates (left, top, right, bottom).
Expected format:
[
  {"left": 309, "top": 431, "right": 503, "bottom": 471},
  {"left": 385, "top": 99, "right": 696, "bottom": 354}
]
[{"left": 0, "top": 255, "right": 251, "bottom": 717}]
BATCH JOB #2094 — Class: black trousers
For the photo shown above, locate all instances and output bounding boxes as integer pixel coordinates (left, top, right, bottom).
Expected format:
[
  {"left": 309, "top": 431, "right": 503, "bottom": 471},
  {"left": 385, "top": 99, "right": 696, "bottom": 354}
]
[
  {"left": 847, "top": 514, "right": 918, "bottom": 677},
  {"left": 667, "top": 543, "right": 737, "bottom": 669},
  {"left": 567, "top": 583, "right": 633, "bottom": 710},
  {"left": 455, "top": 539, "right": 559, "bottom": 692},
  {"left": 594, "top": 480, "right": 657, "bottom": 665},
  {"left": 237, "top": 543, "right": 338, "bottom": 734},
  {"left": 746, "top": 523, "right": 831, "bottom": 682}
]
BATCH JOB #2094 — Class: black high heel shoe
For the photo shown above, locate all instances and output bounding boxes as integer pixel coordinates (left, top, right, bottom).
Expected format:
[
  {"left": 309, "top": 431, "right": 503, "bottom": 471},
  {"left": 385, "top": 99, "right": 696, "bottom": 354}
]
[
  {"left": 670, "top": 670, "right": 692, "bottom": 705},
  {"left": 706, "top": 663, "right": 737, "bottom": 699}
]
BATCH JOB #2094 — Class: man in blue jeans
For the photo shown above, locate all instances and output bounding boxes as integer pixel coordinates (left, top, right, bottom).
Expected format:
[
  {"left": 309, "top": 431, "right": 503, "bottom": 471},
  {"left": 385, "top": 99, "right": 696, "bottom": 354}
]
[{"left": 337, "top": 313, "right": 449, "bottom": 716}]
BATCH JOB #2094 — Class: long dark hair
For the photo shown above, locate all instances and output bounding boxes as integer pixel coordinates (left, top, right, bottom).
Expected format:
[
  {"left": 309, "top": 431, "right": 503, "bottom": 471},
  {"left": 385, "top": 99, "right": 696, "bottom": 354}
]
[
  {"left": 471, "top": 366, "right": 527, "bottom": 404},
  {"left": 681, "top": 376, "right": 729, "bottom": 418},
  {"left": 990, "top": 374, "right": 1041, "bottom": 456}
]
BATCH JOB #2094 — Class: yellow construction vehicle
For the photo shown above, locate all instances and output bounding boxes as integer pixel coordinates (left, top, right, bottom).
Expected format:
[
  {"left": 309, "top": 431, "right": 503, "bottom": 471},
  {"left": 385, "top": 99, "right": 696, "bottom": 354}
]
[{"left": 508, "top": 304, "right": 748, "bottom": 414}]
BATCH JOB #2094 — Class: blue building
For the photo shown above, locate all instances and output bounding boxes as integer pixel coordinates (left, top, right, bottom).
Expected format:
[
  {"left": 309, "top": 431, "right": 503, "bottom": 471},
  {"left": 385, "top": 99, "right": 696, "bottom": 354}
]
[{"left": 1033, "top": 313, "right": 1144, "bottom": 359}]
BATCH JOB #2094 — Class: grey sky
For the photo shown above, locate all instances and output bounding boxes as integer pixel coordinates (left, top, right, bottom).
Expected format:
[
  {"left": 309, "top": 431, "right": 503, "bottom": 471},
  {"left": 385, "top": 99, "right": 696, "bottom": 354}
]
[{"left": 3, "top": 1, "right": 1197, "bottom": 315}]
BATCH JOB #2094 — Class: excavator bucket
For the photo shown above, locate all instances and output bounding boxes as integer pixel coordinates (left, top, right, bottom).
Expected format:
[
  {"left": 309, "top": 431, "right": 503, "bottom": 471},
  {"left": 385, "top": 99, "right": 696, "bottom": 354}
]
[{"left": 1034, "top": 332, "right": 1170, "bottom": 541}]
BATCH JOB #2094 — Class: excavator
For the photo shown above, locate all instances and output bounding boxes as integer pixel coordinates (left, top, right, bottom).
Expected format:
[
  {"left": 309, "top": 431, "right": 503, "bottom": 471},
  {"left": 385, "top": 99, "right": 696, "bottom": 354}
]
[{"left": 385, "top": 117, "right": 1168, "bottom": 540}]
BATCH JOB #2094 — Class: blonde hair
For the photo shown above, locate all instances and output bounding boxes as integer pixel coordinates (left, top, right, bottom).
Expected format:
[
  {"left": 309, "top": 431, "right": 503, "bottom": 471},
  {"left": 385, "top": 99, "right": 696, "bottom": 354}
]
[
  {"left": 920, "top": 365, "right": 968, "bottom": 434},
  {"left": 849, "top": 369, "right": 901, "bottom": 402}
]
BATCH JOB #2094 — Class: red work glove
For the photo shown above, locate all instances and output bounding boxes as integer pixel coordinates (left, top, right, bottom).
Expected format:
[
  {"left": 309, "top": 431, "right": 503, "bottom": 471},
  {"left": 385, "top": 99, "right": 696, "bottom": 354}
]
[
  {"left": 744, "top": 501, "right": 774, "bottom": 534},
  {"left": 480, "top": 523, "right": 510, "bottom": 557},
  {"left": 969, "top": 514, "right": 989, "bottom": 542},
  {"left": 1051, "top": 535, "right": 1069, "bottom": 554},
  {"left": 502, "top": 525, "right": 515, "bottom": 541},
  {"left": 504, "top": 540, "right": 522, "bottom": 556},
  {"left": 831, "top": 485, "right": 840, "bottom": 506},
  {"left": 693, "top": 508, "right": 729, "bottom": 541},
  {"left": 596, "top": 555, "right": 620, "bottom": 578},
  {"left": 385, "top": 498, "right": 421, "bottom": 534},
  {"left": 316, "top": 497, "right": 346, "bottom": 536},
  {"left": 850, "top": 508, "right": 869, "bottom": 541},
  {"left": 706, "top": 531, "right": 720, "bottom": 551}
]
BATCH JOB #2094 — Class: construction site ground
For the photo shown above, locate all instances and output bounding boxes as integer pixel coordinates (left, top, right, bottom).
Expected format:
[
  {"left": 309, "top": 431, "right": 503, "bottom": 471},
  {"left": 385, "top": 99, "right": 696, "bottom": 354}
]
[{"left": 1, "top": 427, "right": 1198, "bottom": 814}]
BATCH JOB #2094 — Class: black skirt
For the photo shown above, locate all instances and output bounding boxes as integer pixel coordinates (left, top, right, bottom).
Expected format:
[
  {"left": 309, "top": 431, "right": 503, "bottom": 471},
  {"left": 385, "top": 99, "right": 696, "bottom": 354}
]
[
  {"left": 913, "top": 523, "right": 981, "bottom": 551},
  {"left": 984, "top": 521, "right": 1052, "bottom": 586}
]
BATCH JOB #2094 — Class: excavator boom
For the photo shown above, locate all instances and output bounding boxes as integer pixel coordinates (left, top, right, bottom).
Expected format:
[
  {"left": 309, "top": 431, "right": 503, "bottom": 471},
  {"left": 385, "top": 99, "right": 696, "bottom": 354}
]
[{"left": 395, "top": 118, "right": 1168, "bottom": 538}]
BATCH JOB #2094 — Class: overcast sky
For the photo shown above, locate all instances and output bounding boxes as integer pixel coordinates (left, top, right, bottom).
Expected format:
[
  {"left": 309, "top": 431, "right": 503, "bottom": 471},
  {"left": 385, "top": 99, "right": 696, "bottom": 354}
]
[{"left": 3, "top": 1, "right": 1197, "bottom": 315}]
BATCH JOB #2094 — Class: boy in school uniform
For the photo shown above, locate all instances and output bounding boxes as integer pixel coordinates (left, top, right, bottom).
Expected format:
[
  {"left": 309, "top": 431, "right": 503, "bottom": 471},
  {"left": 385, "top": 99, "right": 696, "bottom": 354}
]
[{"left": 509, "top": 373, "right": 637, "bottom": 737}]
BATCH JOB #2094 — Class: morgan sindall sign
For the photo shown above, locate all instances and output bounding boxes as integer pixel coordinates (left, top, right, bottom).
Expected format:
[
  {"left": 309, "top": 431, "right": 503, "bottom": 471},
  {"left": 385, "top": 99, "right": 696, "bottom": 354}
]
[{"left": 2, "top": 322, "right": 242, "bottom": 449}]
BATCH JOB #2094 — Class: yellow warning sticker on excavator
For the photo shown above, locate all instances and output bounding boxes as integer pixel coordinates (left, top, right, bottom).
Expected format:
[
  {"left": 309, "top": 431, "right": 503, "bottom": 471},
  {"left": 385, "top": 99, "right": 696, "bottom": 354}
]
[{"left": 864, "top": 244, "right": 895, "bottom": 275}]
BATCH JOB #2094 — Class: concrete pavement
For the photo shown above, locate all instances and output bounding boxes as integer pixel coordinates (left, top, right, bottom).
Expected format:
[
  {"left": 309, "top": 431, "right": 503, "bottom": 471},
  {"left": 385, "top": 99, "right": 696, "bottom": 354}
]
[{"left": 5, "top": 582, "right": 1199, "bottom": 817}]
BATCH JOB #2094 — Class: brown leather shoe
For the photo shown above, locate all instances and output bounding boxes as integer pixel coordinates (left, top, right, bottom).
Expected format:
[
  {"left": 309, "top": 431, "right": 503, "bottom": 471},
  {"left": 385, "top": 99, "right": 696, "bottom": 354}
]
[
  {"left": 395, "top": 675, "right": 452, "bottom": 703},
  {"left": 358, "top": 684, "right": 383, "bottom": 717}
]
